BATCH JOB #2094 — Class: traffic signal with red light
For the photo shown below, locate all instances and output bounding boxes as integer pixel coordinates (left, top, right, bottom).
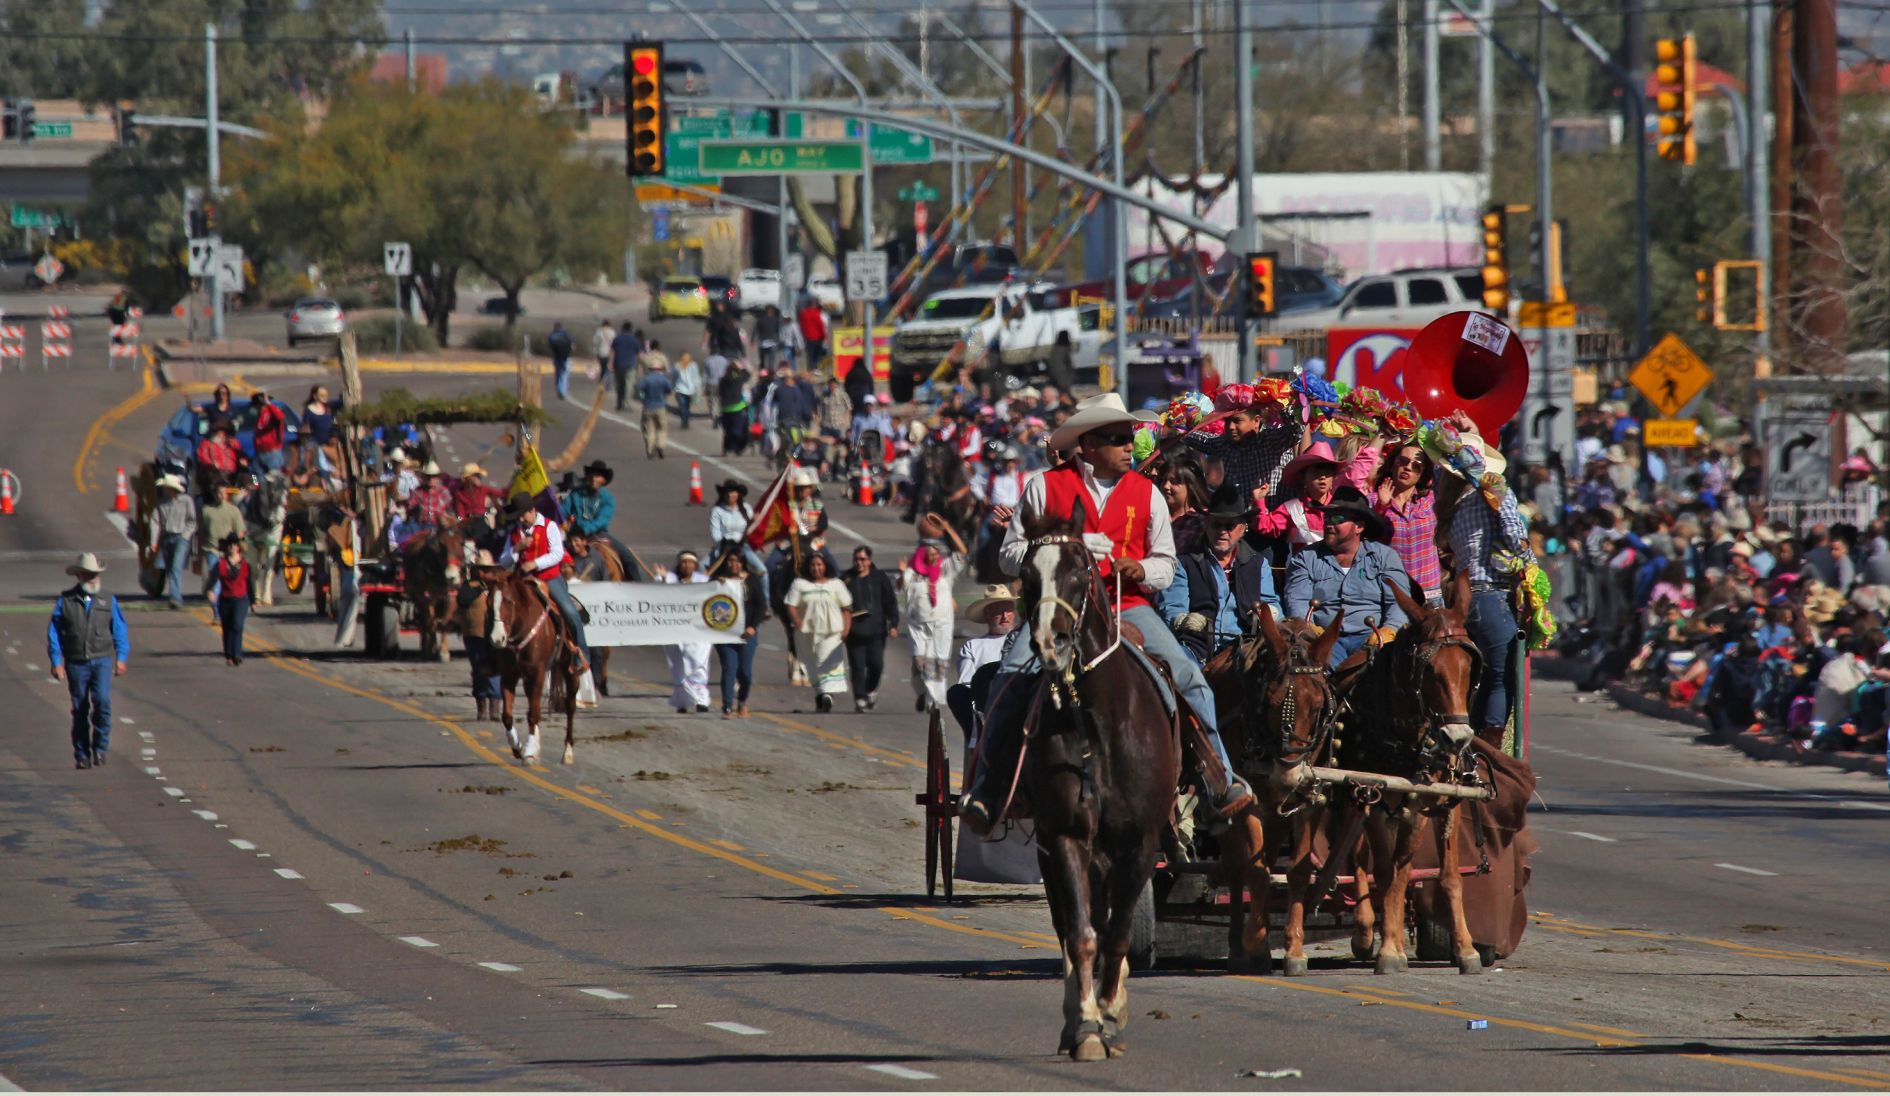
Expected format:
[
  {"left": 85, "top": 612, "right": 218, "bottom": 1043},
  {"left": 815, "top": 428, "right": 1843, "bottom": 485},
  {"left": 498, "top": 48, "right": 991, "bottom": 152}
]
[
  {"left": 1655, "top": 35, "right": 1696, "bottom": 165},
  {"left": 625, "top": 41, "right": 666, "bottom": 177},
  {"left": 1479, "top": 203, "right": 1509, "bottom": 312},
  {"left": 1246, "top": 251, "right": 1277, "bottom": 317}
]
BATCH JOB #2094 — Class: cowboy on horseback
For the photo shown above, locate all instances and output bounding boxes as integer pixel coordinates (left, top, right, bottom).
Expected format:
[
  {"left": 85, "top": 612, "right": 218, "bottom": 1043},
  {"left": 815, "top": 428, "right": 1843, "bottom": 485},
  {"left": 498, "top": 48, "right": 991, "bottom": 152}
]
[
  {"left": 498, "top": 494, "right": 592, "bottom": 675},
  {"left": 961, "top": 393, "right": 1254, "bottom": 835}
]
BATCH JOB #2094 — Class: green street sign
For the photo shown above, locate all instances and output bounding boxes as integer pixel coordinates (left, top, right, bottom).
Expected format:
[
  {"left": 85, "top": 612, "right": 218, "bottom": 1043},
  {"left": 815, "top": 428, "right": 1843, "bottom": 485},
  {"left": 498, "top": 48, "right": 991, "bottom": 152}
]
[
  {"left": 897, "top": 184, "right": 940, "bottom": 202},
  {"left": 676, "top": 111, "right": 802, "bottom": 139},
  {"left": 34, "top": 122, "right": 71, "bottom": 139},
  {"left": 9, "top": 207, "right": 66, "bottom": 228},
  {"left": 846, "top": 121, "right": 933, "bottom": 164},
  {"left": 664, "top": 131, "right": 721, "bottom": 186},
  {"left": 699, "top": 139, "right": 865, "bottom": 175}
]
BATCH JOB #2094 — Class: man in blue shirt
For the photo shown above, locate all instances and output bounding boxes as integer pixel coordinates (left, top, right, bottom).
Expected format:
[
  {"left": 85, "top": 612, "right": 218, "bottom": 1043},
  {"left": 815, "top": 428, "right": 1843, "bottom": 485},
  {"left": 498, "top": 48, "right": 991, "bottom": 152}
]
[
  {"left": 609, "top": 325, "right": 644, "bottom": 412},
  {"left": 1160, "top": 483, "right": 1278, "bottom": 663},
  {"left": 1284, "top": 487, "right": 1410, "bottom": 668},
  {"left": 567, "top": 459, "right": 638, "bottom": 578},
  {"left": 47, "top": 553, "right": 130, "bottom": 769}
]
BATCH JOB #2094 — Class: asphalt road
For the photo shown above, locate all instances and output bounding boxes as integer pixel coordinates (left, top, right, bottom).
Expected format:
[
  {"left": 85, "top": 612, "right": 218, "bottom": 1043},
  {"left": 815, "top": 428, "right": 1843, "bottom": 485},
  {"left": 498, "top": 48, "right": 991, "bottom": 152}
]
[{"left": 2, "top": 327, "right": 1889, "bottom": 1090}]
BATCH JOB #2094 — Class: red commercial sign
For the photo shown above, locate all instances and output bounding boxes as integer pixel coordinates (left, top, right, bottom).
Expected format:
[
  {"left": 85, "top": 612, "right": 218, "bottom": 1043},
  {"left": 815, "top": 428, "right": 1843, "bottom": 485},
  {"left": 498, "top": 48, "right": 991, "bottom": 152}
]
[{"left": 1324, "top": 327, "right": 1423, "bottom": 399}]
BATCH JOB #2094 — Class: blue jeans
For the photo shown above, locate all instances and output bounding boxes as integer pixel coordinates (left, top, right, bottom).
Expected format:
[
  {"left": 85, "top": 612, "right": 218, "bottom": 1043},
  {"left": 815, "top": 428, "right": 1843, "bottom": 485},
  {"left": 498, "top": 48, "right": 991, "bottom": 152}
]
[
  {"left": 543, "top": 576, "right": 590, "bottom": 653},
  {"left": 676, "top": 393, "right": 693, "bottom": 428},
  {"left": 219, "top": 596, "right": 248, "bottom": 661},
  {"left": 463, "top": 636, "right": 502, "bottom": 699},
  {"left": 1325, "top": 630, "right": 1369, "bottom": 669},
  {"left": 254, "top": 447, "right": 286, "bottom": 474},
  {"left": 970, "top": 601, "right": 1234, "bottom": 798},
  {"left": 717, "top": 632, "right": 758, "bottom": 710},
  {"left": 1465, "top": 588, "right": 1519, "bottom": 729},
  {"left": 159, "top": 533, "right": 191, "bottom": 605},
  {"left": 553, "top": 356, "right": 571, "bottom": 399},
  {"left": 66, "top": 657, "right": 112, "bottom": 760}
]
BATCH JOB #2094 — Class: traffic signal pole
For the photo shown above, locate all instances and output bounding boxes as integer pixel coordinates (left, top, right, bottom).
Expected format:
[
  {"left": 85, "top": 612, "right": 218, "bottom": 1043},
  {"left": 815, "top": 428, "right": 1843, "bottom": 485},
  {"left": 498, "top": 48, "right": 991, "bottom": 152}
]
[
  {"left": 206, "top": 22, "right": 223, "bottom": 343},
  {"left": 1235, "top": 0, "right": 1256, "bottom": 381}
]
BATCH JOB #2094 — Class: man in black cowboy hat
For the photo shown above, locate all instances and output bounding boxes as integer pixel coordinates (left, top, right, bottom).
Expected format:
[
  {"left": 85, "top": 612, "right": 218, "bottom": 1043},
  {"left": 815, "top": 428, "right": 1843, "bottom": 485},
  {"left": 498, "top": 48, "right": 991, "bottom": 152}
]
[
  {"left": 565, "top": 458, "right": 638, "bottom": 578},
  {"left": 1283, "top": 485, "right": 1410, "bottom": 669},
  {"left": 1160, "top": 482, "right": 1280, "bottom": 663}
]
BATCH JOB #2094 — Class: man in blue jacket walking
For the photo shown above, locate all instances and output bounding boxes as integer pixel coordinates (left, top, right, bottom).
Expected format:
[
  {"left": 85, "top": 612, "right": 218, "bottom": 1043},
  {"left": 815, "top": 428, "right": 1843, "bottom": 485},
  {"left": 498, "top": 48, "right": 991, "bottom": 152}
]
[{"left": 47, "top": 553, "right": 130, "bottom": 770}]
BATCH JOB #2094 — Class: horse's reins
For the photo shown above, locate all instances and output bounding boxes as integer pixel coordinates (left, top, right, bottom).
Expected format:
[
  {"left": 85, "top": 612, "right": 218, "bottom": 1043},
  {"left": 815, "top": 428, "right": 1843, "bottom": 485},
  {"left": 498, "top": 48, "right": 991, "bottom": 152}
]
[{"left": 1025, "top": 534, "right": 1124, "bottom": 703}]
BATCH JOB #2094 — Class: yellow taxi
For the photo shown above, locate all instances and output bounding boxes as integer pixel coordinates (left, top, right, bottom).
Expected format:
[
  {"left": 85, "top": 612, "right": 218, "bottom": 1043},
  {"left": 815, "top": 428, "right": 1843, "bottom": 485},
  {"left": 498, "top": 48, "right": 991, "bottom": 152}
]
[{"left": 652, "top": 275, "right": 711, "bottom": 320}]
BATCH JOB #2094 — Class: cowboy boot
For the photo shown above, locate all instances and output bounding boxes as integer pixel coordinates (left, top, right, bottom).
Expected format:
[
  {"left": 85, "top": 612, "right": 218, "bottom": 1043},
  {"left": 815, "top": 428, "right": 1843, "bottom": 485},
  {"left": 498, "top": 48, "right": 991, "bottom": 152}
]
[
  {"left": 1476, "top": 724, "right": 1506, "bottom": 749},
  {"left": 475, "top": 698, "right": 488, "bottom": 721}
]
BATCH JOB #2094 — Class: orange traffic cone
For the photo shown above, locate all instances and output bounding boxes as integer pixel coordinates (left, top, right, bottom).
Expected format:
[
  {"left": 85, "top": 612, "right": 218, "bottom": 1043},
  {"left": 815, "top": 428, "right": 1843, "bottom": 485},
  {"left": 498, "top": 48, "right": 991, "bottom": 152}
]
[
  {"left": 0, "top": 470, "right": 13, "bottom": 516},
  {"left": 686, "top": 461, "right": 705, "bottom": 505},
  {"left": 857, "top": 463, "right": 874, "bottom": 506},
  {"left": 112, "top": 466, "right": 130, "bottom": 513}
]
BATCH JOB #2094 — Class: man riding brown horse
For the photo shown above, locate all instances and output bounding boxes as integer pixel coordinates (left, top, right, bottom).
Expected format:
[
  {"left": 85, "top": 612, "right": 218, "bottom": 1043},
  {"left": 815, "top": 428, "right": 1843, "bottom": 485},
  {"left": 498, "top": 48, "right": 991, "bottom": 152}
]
[
  {"left": 498, "top": 494, "right": 592, "bottom": 685},
  {"left": 961, "top": 393, "right": 1254, "bottom": 835}
]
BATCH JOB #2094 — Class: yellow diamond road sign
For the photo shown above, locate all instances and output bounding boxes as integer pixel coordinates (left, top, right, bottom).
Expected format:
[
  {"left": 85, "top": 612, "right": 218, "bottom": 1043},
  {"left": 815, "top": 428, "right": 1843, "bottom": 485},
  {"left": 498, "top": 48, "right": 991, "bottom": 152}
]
[{"left": 1628, "top": 333, "right": 1714, "bottom": 419}]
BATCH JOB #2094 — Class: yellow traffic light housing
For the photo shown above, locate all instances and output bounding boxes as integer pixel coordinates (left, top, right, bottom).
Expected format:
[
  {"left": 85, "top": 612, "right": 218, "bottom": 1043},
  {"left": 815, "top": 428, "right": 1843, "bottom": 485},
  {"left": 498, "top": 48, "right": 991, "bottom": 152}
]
[
  {"left": 1479, "top": 203, "right": 1509, "bottom": 313},
  {"left": 1654, "top": 34, "right": 1697, "bottom": 165},
  {"left": 1247, "top": 252, "right": 1277, "bottom": 317},
  {"left": 1711, "top": 259, "right": 1767, "bottom": 331},
  {"left": 1695, "top": 268, "right": 1711, "bottom": 324},
  {"left": 626, "top": 42, "right": 666, "bottom": 177}
]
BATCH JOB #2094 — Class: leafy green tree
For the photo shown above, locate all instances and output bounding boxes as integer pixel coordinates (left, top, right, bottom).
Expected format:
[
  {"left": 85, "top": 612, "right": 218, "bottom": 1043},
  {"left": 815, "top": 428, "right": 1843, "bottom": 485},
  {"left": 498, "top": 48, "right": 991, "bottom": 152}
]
[
  {"left": 0, "top": 0, "right": 89, "bottom": 98},
  {"left": 227, "top": 81, "right": 635, "bottom": 341}
]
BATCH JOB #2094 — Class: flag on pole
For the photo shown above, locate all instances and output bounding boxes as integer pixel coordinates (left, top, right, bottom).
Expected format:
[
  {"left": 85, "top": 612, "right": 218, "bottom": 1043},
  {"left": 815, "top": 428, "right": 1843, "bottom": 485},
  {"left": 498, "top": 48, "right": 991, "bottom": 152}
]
[
  {"left": 507, "top": 442, "right": 563, "bottom": 523},
  {"left": 742, "top": 465, "right": 796, "bottom": 550}
]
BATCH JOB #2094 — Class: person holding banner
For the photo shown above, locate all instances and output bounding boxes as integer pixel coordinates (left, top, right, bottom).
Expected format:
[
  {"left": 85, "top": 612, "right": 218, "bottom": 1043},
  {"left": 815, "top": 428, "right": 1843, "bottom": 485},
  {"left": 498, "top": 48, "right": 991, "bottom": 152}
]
[
  {"left": 712, "top": 553, "right": 766, "bottom": 719},
  {"left": 783, "top": 551, "right": 852, "bottom": 713},
  {"left": 662, "top": 551, "right": 713, "bottom": 713}
]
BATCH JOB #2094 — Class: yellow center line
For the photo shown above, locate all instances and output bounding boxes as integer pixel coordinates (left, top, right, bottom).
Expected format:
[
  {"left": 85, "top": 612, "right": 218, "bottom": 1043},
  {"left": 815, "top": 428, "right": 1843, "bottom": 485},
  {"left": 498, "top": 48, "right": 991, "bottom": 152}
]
[
  {"left": 1231, "top": 978, "right": 1890, "bottom": 1089},
  {"left": 1536, "top": 913, "right": 1890, "bottom": 972}
]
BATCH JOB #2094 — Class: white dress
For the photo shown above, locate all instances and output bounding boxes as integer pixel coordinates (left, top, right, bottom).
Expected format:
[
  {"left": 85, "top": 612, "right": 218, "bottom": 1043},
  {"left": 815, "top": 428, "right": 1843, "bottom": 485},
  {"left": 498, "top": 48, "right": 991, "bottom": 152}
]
[
  {"left": 901, "top": 552, "right": 964, "bottom": 709},
  {"left": 784, "top": 577, "right": 853, "bottom": 696},
  {"left": 663, "top": 571, "right": 712, "bottom": 710}
]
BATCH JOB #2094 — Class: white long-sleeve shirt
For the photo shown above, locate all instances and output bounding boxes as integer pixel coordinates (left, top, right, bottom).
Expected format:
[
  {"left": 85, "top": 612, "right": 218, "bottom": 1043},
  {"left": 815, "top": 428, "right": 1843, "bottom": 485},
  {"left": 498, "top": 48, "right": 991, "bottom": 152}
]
[
  {"left": 972, "top": 467, "right": 1028, "bottom": 510},
  {"left": 997, "top": 460, "right": 1176, "bottom": 592},
  {"left": 710, "top": 503, "right": 752, "bottom": 545},
  {"left": 499, "top": 515, "right": 566, "bottom": 575}
]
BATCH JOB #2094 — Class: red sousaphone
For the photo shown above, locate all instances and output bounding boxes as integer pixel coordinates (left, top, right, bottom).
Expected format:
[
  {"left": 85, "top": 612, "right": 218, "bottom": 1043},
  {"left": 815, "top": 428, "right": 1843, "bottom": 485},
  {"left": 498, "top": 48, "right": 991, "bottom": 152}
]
[{"left": 1400, "top": 311, "right": 1530, "bottom": 438}]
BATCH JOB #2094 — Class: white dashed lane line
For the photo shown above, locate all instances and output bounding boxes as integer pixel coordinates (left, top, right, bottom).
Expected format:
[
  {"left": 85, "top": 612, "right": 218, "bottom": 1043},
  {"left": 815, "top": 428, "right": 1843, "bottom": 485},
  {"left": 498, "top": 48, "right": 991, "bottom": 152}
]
[
  {"left": 273, "top": 868, "right": 304, "bottom": 880},
  {"left": 191, "top": 810, "right": 217, "bottom": 821},
  {"left": 143, "top": 766, "right": 160, "bottom": 775},
  {"left": 162, "top": 787, "right": 184, "bottom": 797},
  {"left": 397, "top": 936, "right": 439, "bottom": 948},
  {"left": 704, "top": 1021, "right": 769, "bottom": 1036},
  {"left": 1715, "top": 862, "right": 1779, "bottom": 877},
  {"left": 1562, "top": 830, "right": 1617, "bottom": 843},
  {"left": 477, "top": 961, "right": 521, "bottom": 972},
  {"left": 866, "top": 1064, "right": 939, "bottom": 1081},
  {"left": 580, "top": 988, "right": 630, "bottom": 1000},
  {"left": 328, "top": 903, "right": 364, "bottom": 915},
  {"left": 229, "top": 839, "right": 256, "bottom": 850}
]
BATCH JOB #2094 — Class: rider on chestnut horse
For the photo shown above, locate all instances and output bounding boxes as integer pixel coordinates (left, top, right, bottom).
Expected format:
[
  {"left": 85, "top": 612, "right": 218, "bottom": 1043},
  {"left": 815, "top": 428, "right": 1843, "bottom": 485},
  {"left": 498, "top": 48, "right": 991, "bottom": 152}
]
[
  {"left": 961, "top": 393, "right": 1255, "bottom": 835},
  {"left": 497, "top": 494, "right": 592, "bottom": 676}
]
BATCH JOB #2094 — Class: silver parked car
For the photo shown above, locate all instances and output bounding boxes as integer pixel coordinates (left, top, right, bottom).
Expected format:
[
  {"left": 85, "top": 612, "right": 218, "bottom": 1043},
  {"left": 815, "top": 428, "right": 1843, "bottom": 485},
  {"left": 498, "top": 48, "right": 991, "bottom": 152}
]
[{"left": 286, "top": 297, "right": 347, "bottom": 346}]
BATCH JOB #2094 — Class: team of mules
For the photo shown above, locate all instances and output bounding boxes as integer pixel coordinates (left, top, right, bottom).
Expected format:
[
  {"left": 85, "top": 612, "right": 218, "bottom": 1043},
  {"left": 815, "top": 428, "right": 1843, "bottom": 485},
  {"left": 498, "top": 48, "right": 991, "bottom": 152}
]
[{"left": 1000, "top": 529, "right": 1510, "bottom": 1060}]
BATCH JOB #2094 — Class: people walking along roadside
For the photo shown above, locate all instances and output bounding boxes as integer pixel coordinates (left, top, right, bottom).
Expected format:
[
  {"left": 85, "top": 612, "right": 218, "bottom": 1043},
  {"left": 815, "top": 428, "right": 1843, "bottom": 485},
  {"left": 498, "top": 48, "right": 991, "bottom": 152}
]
[{"left": 47, "top": 553, "right": 129, "bottom": 770}]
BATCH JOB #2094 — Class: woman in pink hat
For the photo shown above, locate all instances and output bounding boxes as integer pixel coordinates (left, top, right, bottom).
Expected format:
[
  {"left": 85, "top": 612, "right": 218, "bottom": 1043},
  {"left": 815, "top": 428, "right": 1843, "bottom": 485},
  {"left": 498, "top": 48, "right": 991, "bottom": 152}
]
[{"left": 1251, "top": 437, "right": 1343, "bottom": 551}]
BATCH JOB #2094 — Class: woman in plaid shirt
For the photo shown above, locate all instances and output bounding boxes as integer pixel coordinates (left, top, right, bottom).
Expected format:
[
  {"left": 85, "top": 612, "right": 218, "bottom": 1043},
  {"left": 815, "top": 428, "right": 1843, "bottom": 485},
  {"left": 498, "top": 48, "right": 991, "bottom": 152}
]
[{"left": 1372, "top": 441, "right": 1443, "bottom": 605}]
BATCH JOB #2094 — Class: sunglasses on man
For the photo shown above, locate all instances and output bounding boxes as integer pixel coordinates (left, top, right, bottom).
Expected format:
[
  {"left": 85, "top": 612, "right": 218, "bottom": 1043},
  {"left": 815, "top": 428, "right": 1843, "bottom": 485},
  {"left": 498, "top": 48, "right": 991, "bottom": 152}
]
[{"left": 1087, "top": 431, "right": 1136, "bottom": 448}]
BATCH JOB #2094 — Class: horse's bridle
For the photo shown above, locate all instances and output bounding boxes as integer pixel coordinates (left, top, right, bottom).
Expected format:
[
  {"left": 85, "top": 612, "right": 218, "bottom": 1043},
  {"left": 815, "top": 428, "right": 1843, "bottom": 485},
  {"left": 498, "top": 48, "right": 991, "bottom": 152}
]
[
  {"left": 1382, "top": 622, "right": 1484, "bottom": 771},
  {"left": 1023, "top": 534, "right": 1123, "bottom": 705}
]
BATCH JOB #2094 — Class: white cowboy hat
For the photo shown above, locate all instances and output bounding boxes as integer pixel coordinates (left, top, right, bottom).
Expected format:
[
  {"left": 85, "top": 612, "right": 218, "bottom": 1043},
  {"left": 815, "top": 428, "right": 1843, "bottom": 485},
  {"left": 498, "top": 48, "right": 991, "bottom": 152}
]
[
  {"left": 469, "top": 548, "right": 500, "bottom": 568},
  {"left": 1047, "top": 392, "right": 1160, "bottom": 451},
  {"left": 962, "top": 583, "right": 1017, "bottom": 621},
  {"left": 789, "top": 466, "right": 819, "bottom": 488},
  {"left": 386, "top": 446, "right": 408, "bottom": 464},
  {"left": 64, "top": 552, "right": 106, "bottom": 577},
  {"left": 460, "top": 461, "right": 487, "bottom": 479},
  {"left": 156, "top": 473, "right": 186, "bottom": 491},
  {"left": 420, "top": 460, "right": 442, "bottom": 476}
]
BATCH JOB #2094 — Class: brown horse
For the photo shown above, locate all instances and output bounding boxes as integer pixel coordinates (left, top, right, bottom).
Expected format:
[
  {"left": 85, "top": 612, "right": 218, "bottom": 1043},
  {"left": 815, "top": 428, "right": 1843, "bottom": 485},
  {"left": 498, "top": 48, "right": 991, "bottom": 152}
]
[
  {"left": 1338, "top": 571, "right": 1486, "bottom": 975},
  {"left": 482, "top": 572, "right": 582, "bottom": 765},
  {"left": 1014, "top": 500, "right": 1181, "bottom": 1061},
  {"left": 401, "top": 522, "right": 466, "bottom": 661},
  {"left": 1207, "top": 605, "right": 1350, "bottom": 976}
]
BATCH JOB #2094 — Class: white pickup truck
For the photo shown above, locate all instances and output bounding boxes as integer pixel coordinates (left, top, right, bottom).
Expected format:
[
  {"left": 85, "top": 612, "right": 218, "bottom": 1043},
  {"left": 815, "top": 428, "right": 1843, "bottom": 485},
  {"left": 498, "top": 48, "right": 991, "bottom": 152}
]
[{"left": 889, "top": 283, "right": 1099, "bottom": 399}]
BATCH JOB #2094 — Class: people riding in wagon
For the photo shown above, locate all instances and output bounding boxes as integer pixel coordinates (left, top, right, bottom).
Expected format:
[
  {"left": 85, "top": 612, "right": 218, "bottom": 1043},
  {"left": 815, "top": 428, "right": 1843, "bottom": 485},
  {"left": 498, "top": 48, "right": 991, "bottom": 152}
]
[
  {"left": 450, "top": 462, "right": 504, "bottom": 523},
  {"left": 1160, "top": 482, "right": 1279, "bottom": 665},
  {"left": 961, "top": 393, "right": 1254, "bottom": 836},
  {"left": 497, "top": 494, "right": 591, "bottom": 678},
  {"left": 1282, "top": 485, "right": 1410, "bottom": 669},
  {"left": 407, "top": 461, "right": 454, "bottom": 532},
  {"left": 1253, "top": 437, "right": 1344, "bottom": 553}
]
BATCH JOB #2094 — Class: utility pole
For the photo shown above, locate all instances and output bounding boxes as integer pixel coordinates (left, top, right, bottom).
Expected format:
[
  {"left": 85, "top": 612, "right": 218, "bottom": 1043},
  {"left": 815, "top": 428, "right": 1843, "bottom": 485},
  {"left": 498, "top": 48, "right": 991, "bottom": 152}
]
[
  {"left": 1478, "top": 0, "right": 1495, "bottom": 181},
  {"left": 1770, "top": 3, "right": 1793, "bottom": 355},
  {"left": 1747, "top": 0, "right": 1770, "bottom": 361},
  {"left": 1010, "top": 4, "right": 1027, "bottom": 249},
  {"left": 1422, "top": 0, "right": 1441, "bottom": 171},
  {"left": 206, "top": 22, "right": 223, "bottom": 343},
  {"left": 404, "top": 28, "right": 416, "bottom": 89},
  {"left": 1235, "top": 0, "right": 1256, "bottom": 381},
  {"left": 1792, "top": 0, "right": 1844, "bottom": 374},
  {"left": 1396, "top": 0, "right": 1410, "bottom": 171}
]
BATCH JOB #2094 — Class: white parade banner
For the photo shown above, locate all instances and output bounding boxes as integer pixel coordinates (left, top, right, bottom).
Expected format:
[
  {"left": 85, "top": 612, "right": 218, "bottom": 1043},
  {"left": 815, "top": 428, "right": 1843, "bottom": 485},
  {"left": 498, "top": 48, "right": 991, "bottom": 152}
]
[{"left": 572, "top": 581, "right": 745, "bottom": 646}]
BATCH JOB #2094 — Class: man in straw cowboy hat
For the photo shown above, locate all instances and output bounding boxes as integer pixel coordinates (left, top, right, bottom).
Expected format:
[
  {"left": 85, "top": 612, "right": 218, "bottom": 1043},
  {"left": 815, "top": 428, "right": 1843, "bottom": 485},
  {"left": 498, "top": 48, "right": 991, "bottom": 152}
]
[
  {"left": 946, "top": 583, "right": 1019, "bottom": 737},
  {"left": 961, "top": 393, "right": 1254, "bottom": 835},
  {"left": 150, "top": 472, "right": 198, "bottom": 609},
  {"left": 450, "top": 461, "right": 504, "bottom": 522},
  {"left": 47, "top": 552, "right": 130, "bottom": 769},
  {"left": 1283, "top": 485, "right": 1409, "bottom": 669}
]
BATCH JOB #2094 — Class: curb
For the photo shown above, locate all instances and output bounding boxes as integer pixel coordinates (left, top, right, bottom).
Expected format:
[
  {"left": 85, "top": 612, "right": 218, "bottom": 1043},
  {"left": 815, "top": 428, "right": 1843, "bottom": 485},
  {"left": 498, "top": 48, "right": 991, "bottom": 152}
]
[{"left": 1531, "top": 654, "right": 1887, "bottom": 778}]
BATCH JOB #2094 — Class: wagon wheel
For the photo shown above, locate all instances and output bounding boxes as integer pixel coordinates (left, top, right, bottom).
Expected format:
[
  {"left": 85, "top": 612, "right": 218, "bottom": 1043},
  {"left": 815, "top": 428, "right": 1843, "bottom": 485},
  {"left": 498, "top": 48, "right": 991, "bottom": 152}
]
[
  {"left": 280, "top": 527, "right": 309, "bottom": 593},
  {"left": 914, "top": 705, "right": 955, "bottom": 901}
]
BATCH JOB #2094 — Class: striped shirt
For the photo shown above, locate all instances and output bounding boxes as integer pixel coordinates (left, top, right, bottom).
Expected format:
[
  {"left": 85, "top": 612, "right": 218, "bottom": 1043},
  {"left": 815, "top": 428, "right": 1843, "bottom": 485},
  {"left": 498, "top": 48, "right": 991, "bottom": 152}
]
[
  {"left": 1448, "top": 490, "right": 1532, "bottom": 587},
  {"left": 1185, "top": 421, "right": 1299, "bottom": 503},
  {"left": 1377, "top": 490, "right": 1443, "bottom": 593}
]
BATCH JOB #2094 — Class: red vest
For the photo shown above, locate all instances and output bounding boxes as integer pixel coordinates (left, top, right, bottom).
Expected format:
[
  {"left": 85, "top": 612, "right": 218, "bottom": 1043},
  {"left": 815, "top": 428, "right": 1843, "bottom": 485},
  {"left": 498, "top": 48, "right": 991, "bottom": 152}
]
[
  {"left": 1038, "top": 462, "right": 1155, "bottom": 610},
  {"left": 511, "top": 520, "right": 570, "bottom": 579}
]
